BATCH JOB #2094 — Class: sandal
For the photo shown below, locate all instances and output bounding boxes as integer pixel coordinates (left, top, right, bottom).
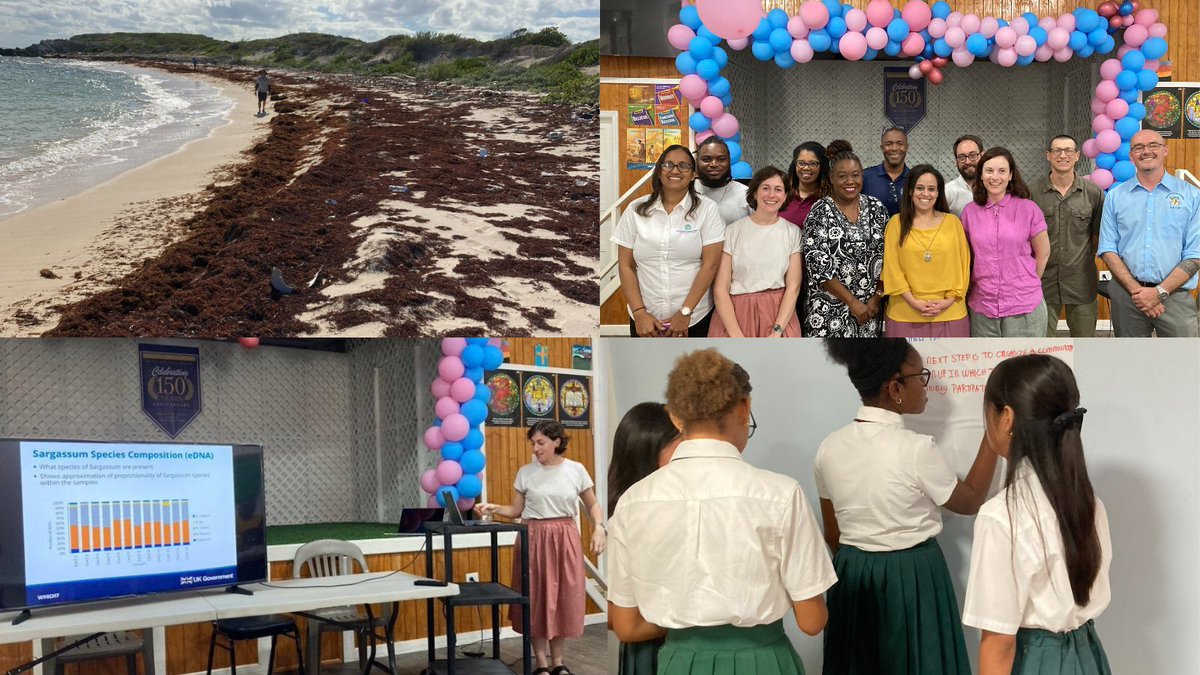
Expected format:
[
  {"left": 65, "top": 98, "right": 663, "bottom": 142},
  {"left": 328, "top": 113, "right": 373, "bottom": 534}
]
[
  {"left": 551, "top": 666, "right": 573, "bottom": 675},
  {"left": 533, "top": 668, "right": 552, "bottom": 675}
]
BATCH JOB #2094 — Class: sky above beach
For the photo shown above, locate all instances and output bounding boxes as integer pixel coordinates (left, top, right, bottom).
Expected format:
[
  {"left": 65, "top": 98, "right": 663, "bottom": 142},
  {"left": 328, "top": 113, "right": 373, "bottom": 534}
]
[{"left": 0, "top": 0, "right": 600, "bottom": 48}]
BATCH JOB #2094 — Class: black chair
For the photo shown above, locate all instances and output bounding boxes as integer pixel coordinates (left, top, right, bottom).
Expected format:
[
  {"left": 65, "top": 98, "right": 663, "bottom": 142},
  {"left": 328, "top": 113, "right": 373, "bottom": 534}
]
[
  {"left": 207, "top": 614, "right": 305, "bottom": 675},
  {"left": 44, "top": 631, "right": 152, "bottom": 675}
]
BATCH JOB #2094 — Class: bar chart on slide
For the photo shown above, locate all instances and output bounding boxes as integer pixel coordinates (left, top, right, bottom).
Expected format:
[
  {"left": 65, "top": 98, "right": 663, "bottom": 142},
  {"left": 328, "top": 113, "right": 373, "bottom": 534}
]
[{"left": 68, "top": 499, "right": 192, "bottom": 553}]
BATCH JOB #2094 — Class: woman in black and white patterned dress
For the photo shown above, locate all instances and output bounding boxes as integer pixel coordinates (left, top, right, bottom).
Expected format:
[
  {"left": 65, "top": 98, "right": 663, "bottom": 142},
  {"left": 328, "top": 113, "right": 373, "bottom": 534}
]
[{"left": 802, "top": 148, "right": 888, "bottom": 337}]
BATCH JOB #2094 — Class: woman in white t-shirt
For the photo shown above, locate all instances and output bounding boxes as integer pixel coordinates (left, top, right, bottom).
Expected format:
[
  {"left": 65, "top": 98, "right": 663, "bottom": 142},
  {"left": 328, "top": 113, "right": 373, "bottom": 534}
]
[
  {"left": 964, "top": 354, "right": 1111, "bottom": 675},
  {"left": 815, "top": 338, "right": 999, "bottom": 675},
  {"left": 475, "top": 421, "right": 604, "bottom": 675},
  {"left": 708, "top": 166, "right": 803, "bottom": 337}
]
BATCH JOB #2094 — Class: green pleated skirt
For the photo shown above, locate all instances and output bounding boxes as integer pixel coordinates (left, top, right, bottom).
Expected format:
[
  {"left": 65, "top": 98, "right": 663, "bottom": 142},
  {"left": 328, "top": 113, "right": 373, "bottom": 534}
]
[
  {"left": 822, "top": 538, "right": 970, "bottom": 675},
  {"left": 658, "top": 620, "right": 805, "bottom": 675},
  {"left": 1013, "top": 621, "right": 1111, "bottom": 675},
  {"left": 620, "top": 638, "right": 663, "bottom": 675}
]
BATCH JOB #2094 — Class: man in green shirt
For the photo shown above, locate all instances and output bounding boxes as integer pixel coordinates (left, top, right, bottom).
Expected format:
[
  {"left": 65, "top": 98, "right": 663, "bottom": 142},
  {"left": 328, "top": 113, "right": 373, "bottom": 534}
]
[{"left": 1032, "top": 134, "right": 1104, "bottom": 336}]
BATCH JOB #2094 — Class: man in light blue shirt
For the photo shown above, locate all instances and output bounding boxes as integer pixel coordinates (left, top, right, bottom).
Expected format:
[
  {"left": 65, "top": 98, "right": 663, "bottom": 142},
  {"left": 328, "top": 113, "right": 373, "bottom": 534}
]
[{"left": 1098, "top": 130, "right": 1200, "bottom": 337}]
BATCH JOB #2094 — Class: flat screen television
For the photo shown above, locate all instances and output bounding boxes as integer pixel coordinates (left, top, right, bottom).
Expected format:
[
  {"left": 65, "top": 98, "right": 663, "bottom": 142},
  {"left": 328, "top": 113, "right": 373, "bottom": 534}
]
[{"left": 0, "top": 439, "right": 268, "bottom": 614}]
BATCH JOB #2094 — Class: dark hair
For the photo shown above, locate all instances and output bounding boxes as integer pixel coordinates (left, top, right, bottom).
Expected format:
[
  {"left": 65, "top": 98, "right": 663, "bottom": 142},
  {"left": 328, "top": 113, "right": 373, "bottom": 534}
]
[
  {"left": 787, "top": 141, "right": 829, "bottom": 200},
  {"left": 984, "top": 354, "right": 1100, "bottom": 607},
  {"left": 527, "top": 420, "right": 569, "bottom": 455},
  {"left": 745, "top": 166, "right": 790, "bottom": 211},
  {"left": 824, "top": 339, "right": 912, "bottom": 402},
  {"left": 666, "top": 349, "right": 752, "bottom": 430},
  {"left": 971, "top": 147, "right": 1031, "bottom": 205},
  {"left": 952, "top": 134, "right": 984, "bottom": 157},
  {"left": 824, "top": 143, "right": 862, "bottom": 199},
  {"left": 898, "top": 165, "right": 950, "bottom": 245},
  {"left": 826, "top": 139, "right": 853, "bottom": 157},
  {"left": 635, "top": 145, "right": 701, "bottom": 220},
  {"left": 696, "top": 135, "right": 730, "bottom": 156},
  {"left": 881, "top": 126, "right": 907, "bottom": 142},
  {"left": 1047, "top": 134, "right": 1078, "bottom": 150},
  {"left": 607, "top": 402, "right": 679, "bottom": 517}
]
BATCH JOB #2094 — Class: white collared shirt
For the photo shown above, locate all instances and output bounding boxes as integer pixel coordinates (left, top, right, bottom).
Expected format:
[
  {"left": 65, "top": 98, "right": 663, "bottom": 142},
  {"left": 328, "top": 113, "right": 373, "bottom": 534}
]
[
  {"left": 696, "top": 180, "right": 751, "bottom": 225},
  {"left": 607, "top": 438, "right": 836, "bottom": 628},
  {"left": 813, "top": 406, "right": 959, "bottom": 552},
  {"left": 963, "top": 461, "right": 1112, "bottom": 634},
  {"left": 945, "top": 175, "right": 974, "bottom": 217},
  {"left": 611, "top": 193, "right": 725, "bottom": 326}
]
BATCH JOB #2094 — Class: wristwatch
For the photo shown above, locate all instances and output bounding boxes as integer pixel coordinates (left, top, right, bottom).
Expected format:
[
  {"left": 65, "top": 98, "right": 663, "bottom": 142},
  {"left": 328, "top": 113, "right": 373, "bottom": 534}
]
[
  {"left": 772, "top": 324, "right": 783, "bottom": 334},
  {"left": 1156, "top": 285, "right": 1170, "bottom": 303},
  {"left": 679, "top": 305, "right": 692, "bottom": 317}
]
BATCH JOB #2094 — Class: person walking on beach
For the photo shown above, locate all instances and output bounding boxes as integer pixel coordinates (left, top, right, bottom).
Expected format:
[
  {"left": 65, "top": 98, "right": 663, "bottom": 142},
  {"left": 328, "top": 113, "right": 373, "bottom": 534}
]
[{"left": 255, "top": 70, "right": 270, "bottom": 116}]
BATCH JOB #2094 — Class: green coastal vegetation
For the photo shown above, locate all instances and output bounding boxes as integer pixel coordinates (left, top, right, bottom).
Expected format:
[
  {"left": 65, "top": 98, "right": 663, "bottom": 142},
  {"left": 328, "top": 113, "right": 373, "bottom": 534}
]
[{"left": 0, "top": 28, "right": 599, "bottom": 105}]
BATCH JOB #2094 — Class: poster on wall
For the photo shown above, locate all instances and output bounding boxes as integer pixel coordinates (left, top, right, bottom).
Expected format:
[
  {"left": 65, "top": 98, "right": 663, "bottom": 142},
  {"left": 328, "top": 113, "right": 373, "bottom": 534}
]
[
  {"left": 883, "top": 67, "right": 926, "bottom": 133},
  {"left": 571, "top": 345, "right": 592, "bottom": 371},
  {"left": 558, "top": 376, "right": 591, "bottom": 429},
  {"left": 1183, "top": 88, "right": 1200, "bottom": 139},
  {"left": 1144, "top": 86, "right": 1184, "bottom": 138},
  {"left": 138, "top": 344, "right": 202, "bottom": 438},
  {"left": 484, "top": 369, "right": 520, "bottom": 427},
  {"left": 520, "top": 371, "right": 557, "bottom": 426},
  {"left": 625, "top": 83, "right": 684, "bottom": 171}
]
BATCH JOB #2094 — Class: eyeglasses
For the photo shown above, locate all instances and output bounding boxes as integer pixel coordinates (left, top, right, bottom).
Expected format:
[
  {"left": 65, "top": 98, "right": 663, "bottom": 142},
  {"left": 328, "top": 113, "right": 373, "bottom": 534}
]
[
  {"left": 1129, "top": 142, "right": 1166, "bottom": 153},
  {"left": 794, "top": 160, "right": 820, "bottom": 169},
  {"left": 955, "top": 152, "right": 981, "bottom": 163},
  {"left": 661, "top": 161, "right": 694, "bottom": 173},
  {"left": 896, "top": 368, "right": 932, "bottom": 387},
  {"left": 747, "top": 409, "right": 758, "bottom": 439},
  {"left": 1047, "top": 147, "right": 1078, "bottom": 156}
]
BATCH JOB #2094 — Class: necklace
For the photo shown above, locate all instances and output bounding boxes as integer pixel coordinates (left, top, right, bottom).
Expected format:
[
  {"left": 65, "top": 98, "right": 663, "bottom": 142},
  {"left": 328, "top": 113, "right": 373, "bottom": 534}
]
[{"left": 909, "top": 214, "right": 945, "bottom": 262}]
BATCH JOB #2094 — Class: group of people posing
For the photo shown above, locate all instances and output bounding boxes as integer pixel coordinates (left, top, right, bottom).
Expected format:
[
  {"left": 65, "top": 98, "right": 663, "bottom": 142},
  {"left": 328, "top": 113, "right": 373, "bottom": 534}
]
[
  {"left": 612, "top": 126, "right": 1200, "bottom": 338},
  {"left": 606, "top": 340, "right": 1112, "bottom": 675}
]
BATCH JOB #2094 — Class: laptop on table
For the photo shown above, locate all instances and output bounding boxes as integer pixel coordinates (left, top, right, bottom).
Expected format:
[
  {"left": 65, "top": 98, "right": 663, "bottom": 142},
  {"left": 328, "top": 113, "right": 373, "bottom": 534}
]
[
  {"left": 440, "top": 491, "right": 499, "bottom": 526},
  {"left": 386, "top": 507, "right": 444, "bottom": 536}
]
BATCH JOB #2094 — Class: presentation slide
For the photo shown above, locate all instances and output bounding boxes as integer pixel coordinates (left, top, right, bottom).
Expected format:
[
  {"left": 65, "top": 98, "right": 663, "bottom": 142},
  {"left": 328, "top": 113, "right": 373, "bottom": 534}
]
[{"left": 17, "top": 441, "right": 239, "bottom": 606}]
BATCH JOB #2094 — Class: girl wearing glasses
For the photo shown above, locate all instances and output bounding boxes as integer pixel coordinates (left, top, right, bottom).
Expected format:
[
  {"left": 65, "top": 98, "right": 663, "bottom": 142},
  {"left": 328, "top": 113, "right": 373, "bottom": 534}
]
[
  {"left": 609, "top": 348, "right": 835, "bottom": 675},
  {"left": 816, "top": 338, "right": 999, "bottom": 675},
  {"left": 612, "top": 145, "right": 725, "bottom": 337},
  {"left": 964, "top": 355, "right": 1111, "bottom": 675}
]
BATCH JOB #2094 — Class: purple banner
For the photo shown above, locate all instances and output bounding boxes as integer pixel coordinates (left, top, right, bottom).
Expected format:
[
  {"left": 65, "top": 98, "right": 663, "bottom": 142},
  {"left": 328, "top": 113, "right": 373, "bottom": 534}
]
[
  {"left": 139, "top": 344, "right": 202, "bottom": 438},
  {"left": 883, "top": 67, "right": 926, "bottom": 133}
]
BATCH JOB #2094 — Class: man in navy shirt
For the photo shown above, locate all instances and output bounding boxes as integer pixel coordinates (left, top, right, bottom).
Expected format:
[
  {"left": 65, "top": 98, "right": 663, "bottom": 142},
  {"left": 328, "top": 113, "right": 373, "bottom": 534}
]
[{"left": 862, "top": 127, "right": 909, "bottom": 217}]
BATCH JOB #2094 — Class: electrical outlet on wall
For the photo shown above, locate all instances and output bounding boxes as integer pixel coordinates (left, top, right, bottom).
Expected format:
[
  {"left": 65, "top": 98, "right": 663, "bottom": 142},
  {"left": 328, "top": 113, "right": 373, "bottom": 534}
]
[
  {"left": 465, "top": 572, "right": 479, "bottom": 583},
  {"left": 1099, "top": 270, "right": 1113, "bottom": 281}
]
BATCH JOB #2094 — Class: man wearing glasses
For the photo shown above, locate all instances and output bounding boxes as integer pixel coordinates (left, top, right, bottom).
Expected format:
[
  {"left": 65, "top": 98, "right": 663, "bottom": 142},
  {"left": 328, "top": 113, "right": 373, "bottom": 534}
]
[
  {"left": 1032, "top": 135, "right": 1105, "bottom": 337},
  {"left": 1098, "top": 129, "right": 1200, "bottom": 337},
  {"left": 944, "top": 135, "right": 983, "bottom": 217},
  {"left": 862, "top": 127, "right": 910, "bottom": 217}
]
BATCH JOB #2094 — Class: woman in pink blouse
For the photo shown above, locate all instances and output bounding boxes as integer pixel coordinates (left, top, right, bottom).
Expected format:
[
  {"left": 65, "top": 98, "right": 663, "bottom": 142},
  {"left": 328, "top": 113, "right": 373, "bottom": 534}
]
[{"left": 960, "top": 147, "right": 1051, "bottom": 337}]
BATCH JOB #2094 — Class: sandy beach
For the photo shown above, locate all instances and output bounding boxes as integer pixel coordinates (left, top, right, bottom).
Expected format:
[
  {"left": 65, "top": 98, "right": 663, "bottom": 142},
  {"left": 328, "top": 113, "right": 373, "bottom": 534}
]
[{"left": 1, "top": 61, "right": 598, "bottom": 336}]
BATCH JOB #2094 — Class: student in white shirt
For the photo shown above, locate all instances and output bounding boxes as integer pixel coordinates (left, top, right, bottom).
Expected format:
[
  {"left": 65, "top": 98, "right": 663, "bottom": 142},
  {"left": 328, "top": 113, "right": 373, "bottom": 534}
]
[
  {"left": 694, "top": 136, "right": 751, "bottom": 225},
  {"left": 475, "top": 421, "right": 605, "bottom": 675},
  {"left": 964, "top": 354, "right": 1112, "bottom": 675},
  {"left": 816, "top": 338, "right": 999, "bottom": 675},
  {"left": 608, "top": 348, "right": 836, "bottom": 675},
  {"left": 612, "top": 145, "right": 725, "bottom": 337}
]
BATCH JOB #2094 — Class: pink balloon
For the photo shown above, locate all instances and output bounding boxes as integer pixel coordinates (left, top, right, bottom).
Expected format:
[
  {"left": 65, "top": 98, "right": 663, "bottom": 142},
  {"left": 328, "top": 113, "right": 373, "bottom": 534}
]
[
  {"left": 679, "top": 74, "right": 708, "bottom": 101},
  {"left": 450, "top": 377, "right": 476, "bottom": 403},
  {"left": 927, "top": 68, "right": 943, "bottom": 85},
  {"left": 909, "top": 64, "right": 924, "bottom": 79},
  {"left": 435, "top": 396, "right": 460, "bottom": 420},
  {"left": 1090, "top": 169, "right": 1115, "bottom": 190},
  {"left": 711, "top": 113, "right": 740, "bottom": 138},
  {"left": 1091, "top": 97, "right": 1109, "bottom": 115},
  {"left": 866, "top": 27, "right": 890, "bottom": 50},
  {"left": 791, "top": 38, "right": 815, "bottom": 63},
  {"left": 457, "top": 497, "right": 475, "bottom": 513},
  {"left": 696, "top": 0, "right": 763, "bottom": 40},
  {"left": 1116, "top": 44, "right": 1133, "bottom": 58},
  {"left": 1148, "top": 23, "right": 1167, "bottom": 39},
  {"left": 1035, "top": 44, "right": 1055, "bottom": 62},
  {"left": 1106, "top": 98, "right": 1130, "bottom": 121},
  {"left": 946, "top": 11, "right": 963, "bottom": 27},
  {"left": 1096, "top": 129, "right": 1121, "bottom": 154},
  {"left": 667, "top": 24, "right": 697, "bottom": 51},
  {"left": 420, "top": 469, "right": 440, "bottom": 494},
  {"left": 1053, "top": 46, "right": 1074, "bottom": 62},
  {"left": 901, "top": 33, "right": 926, "bottom": 57},
  {"left": 1135, "top": 9, "right": 1159, "bottom": 27},
  {"left": 1145, "top": 59, "right": 1160, "bottom": 71},
  {"left": 844, "top": 8, "right": 868, "bottom": 33},
  {"left": 427, "top": 494, "right": 440, "bottom": 508},
  {"left": 435, "top": 459, "right": 463, "bottom": 485},
  {"left": 1092, "top": 114, "right": 1114, "bottom": 133},
  {"left": 694, "top": 130, "right": 716, "bottom": 143},
  {"left": 901, "top": 1, "right": 932, "bottom": 32},
  {"left": 424, "top": 426, "right": 445, "bottom": 450},
  {"left": 1082, "top": 138, "right": 1098, "bottom": 158},
  {"left": 787, "top": 16, "right": 811, "bottom": 39},
  {"left": 1096, "top": 80, "right": 1119, "bottom": 103},
  {"left": 840, "top": 32, "right": 868, "bottom": 61},
  {"left": 441, "top": 337, "right": 466, "bottom": 356},
  {"left": 1098, "top": 1, "right": 1119, "bottom": 18},
  {"left": 1109, "top": 16, "right": 1123, "bottom": 30},
  {"left": 866, "top": 0, "right": 894, "bottom": 28},
  {"left": 726, "top": 37, "right": 749, "bottom": 50},
  {"left": 1046, "top": 27, "right": 1069, "bottom": 50},
  {"left": 918, "top": 59, "right": 934, "bottom": 74},
  {"left": 439, "top": 356, "right": 465, "bottom": 382},
  {"left": 441, "top": 413, "right": 470, "bottom": 442},
  {"left": 1015, "top": 35, "right": 1036, "bottom": 57},
  {"left": 944, "top": 26, "right": 966, "bottom": 49},
  {"left": 1121, "top": 15, "right": 1134, "bottom": 28},
  {"left": 1010, "top": 18, "right": 1029, "bottom": 35},
  {"left": 928, "top": 18, "right": 947, "bottom": 39},
  {"left": 952, "top": 49, "right": 975, "bottom": 68},
  {"left": 799, "top": 0, "right": 830, "bottom": 29},
  {"left": 699, "top": 95, "right": 724, "bottom": 119},
  {"left": 996, "top": 48, "right": 1017, "bottom": 67},
  {"left": 960, "top": 14, "right": 980, "bottom": 35},
  {"left": 995, "top": 26, "right": 1016, "bottom": 49},
  {"left": 980, "top": 17, "right": 999, "bottom": 38},
  {"left": 1057, "top": 13, "right": 1076, "bottom": 32},
  {"left": 431, "top": 378, "right": 451, "bottom": 399},
  {"left": 1099, "top": 58, "right": 1123, "bottom": 80}
]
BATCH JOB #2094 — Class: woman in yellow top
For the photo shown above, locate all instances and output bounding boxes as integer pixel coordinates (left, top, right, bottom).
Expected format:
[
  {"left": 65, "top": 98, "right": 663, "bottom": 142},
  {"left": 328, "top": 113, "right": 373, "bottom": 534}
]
[{"left": 882, "top": 164, "right": 972, "bottom": 337}]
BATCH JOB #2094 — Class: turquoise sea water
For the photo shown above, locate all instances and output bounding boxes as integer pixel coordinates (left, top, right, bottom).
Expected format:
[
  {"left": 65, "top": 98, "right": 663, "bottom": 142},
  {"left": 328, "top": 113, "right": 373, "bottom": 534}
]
[{"left": 0, "top": 58, "right": 232, "bottom": 218}]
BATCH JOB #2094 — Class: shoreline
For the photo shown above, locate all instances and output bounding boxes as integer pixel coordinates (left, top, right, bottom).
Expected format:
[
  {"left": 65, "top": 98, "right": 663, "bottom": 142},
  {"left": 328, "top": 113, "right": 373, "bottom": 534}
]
[{"left": 0, "top": 71, "right": 268, "bottom": 335}]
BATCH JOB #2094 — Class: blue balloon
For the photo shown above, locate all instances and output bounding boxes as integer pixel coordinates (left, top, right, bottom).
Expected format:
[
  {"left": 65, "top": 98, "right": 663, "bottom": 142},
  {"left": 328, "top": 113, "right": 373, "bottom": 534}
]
[
  {"left": 1126, "top": 102, "right": 1146, "bottom": 121},
  {"left": 1115, "top": 117, "right": 1140, "bottom": 140},
  {"left": 829, "top": 38, "right": 840, "bottom": 55},
  {"left": 919, "top": 29, "right": 931, "bottom": 42},
  {"left": 865, "top": 48, "right": 879, "bottom": 60},
  {"left": 997, "top": 19, "right": 1009, "bottom": 29},
  {"left": 751, "top": 40, "right": 775, "bottom": 61},
  {"left": 456, "top": 474, "right": 482, "bottom": 500},
  {"left": 1115, "top": 142, "right": 1131, "bottom": 161},
  {"left": 463, "top": 428, "right": 485, "bottom": 452},
  {"left": 933, "top": 38, "right": 952, "bottom": 57},
  {"left": 921, "top": 44, "right": 934, "bottom": 59},
  {"left": 1096, "top": 153, "right": 1116, "bottom": 170},
  {"left": 1141, "top": 37, "right": 1167, "bottom": 61},
  {"left": 887, "top": 18, "right": 910, "bottom": 43},
  {"left": 1121, "top": 50, "right": 1146, "bottom": 71},
  {"left": 821, "top": 0, "right": 842, "bottom": 18},
  {"left": 679, "top": 5, "right": 701, "bottom": 30},
  {"left": 432, "top": 417, "right": 441, "bottom": 427},
  {"left": 769, "top": 27, "right": 792, "bottom": 52},
  {"left": 1087, "top": 27, "right": 1107, "bottom": 48},
  {"left": 1097, "top": 36, "right": 1115, "bottom": 54},
  {"left": 709, "top": 76, "right": 731, "bottom": 97},
  {"left": 931, "top": 2, "right": 952, "bottom": 20},
  {"left": 1029, "top": 27, "right": 1047, "bottom": 47},
  {"left": 675, "top": 52, "right": 697, "bottom": 75},
  {"left": 1137, "top": 69, "right": 1159, "bottom": 91},
  {"left": 884, "top": 40, "right": 902, "bottom": 57},
  {"left": 1076, "top": 44, "right": 1095, "bottom": 59},
  {"left": 731, "top": 161, "right": 752, "bottom": 179},
  {"left": 729, "top": 131, "right": 741, "bottom": 143},
  {"left": 774, "top": 51, "right": 795, "bottom": 68},
  {"left": 767, "top": 8, "right": 789, "bottom": 29},
  {"left": 752, "top": 18, "right": 772, "bottom": 41},
  {"left": 842, "top": 3, "right": 854, "bottom": 18},
  {"left": 711, "top": 46, "right": 728, "bottom": 68},
  {"left": 726, "top": 141, "right": 742, "bottom": 164},
  {"left": 1017, "top": 53, "right": 1035, "bottom": 66},
  {"left": 441, "top": 441, "right": 464, "bottom": 462},
  {"left": 1076, "top": 9, "right": 1099, "bottom": 33},
  {"left": 461, "top": 344, "right": 484, "bottom": 368},
  {"left": 720, "top": 93, "right": 733, "bottom": 106},
  {"left": 697, "top": 26, "right": 722, "bottom": 45},
  {"left": 464, "top": 366, "right": 484, "bottom": 383},
  {"left": 1068, "top": 30, "right": 1088, "bottom": 52},
  {"left": 460, "top": 449, "right": 485, "bottom": 474},
  {"left": 482, "top": 345, "right": 503, "bottom": 370},
  {"left": 1112, "top": 160, "right": 1135, "bottom": 182},
  {"left": 696, "top": 58, "right": 720, "bottom": 80},
  {"left": 472, "top": 383, "right": 492, "bottom": 403},
  {"left": 689, "top": 110, "right": 710, "bottom": 130},
  {"left": 690, "top": 36, "right": 713, "bottom": 59},
  {"left": 1115, "top": 70, "right": 1138, "bottom": 90},
  {"left": 1119, "top": 88, "right": 1138, "bottom": 103},
  {"left": 828, "top": 17, "right": 847, "bottom": 39},
  {"left": 1119, "top": 2, "right": 1134, "bottom": 17},
  {"left": 966, "top": 33, "right": 988, "bottom": 57},
  {"left": 466, "top": 338, "right": 488, "bottom": 346},
  {"left": 809, "top": 29, "right": 832, "bottom": 52},
  {"left": 435, "top": 485, "right": 460, "bottom": 507},
  {"left": 1023, "top": 12, "right": 1039, "bottom": 27}
]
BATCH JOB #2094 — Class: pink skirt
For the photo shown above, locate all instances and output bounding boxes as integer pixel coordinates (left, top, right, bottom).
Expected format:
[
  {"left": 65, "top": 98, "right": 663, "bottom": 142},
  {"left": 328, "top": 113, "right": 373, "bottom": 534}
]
[
  {"left": 708, "top": 288, "right": 802, "bottom": 337},
  {"left": 509, "top": 517, "right": 585, "bottom": 639},
  {"left": 884, "top": 316, "right": 971, "bottom": 337}
]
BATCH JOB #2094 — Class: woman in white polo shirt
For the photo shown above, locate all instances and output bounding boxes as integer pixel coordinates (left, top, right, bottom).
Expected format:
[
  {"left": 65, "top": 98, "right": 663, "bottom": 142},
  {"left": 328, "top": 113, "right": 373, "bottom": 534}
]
[
  {"left": 964, "top": 354, "right": 1111, "bottom": 675},
  {"left": 816, "top": 338, "right": 999, "bottom": 675},
  {"left": 612, "top": 145, "right": 725, "bottom": 337},
  {"left": 608, "top": 348, "right": 836, "bottom": 675}
]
